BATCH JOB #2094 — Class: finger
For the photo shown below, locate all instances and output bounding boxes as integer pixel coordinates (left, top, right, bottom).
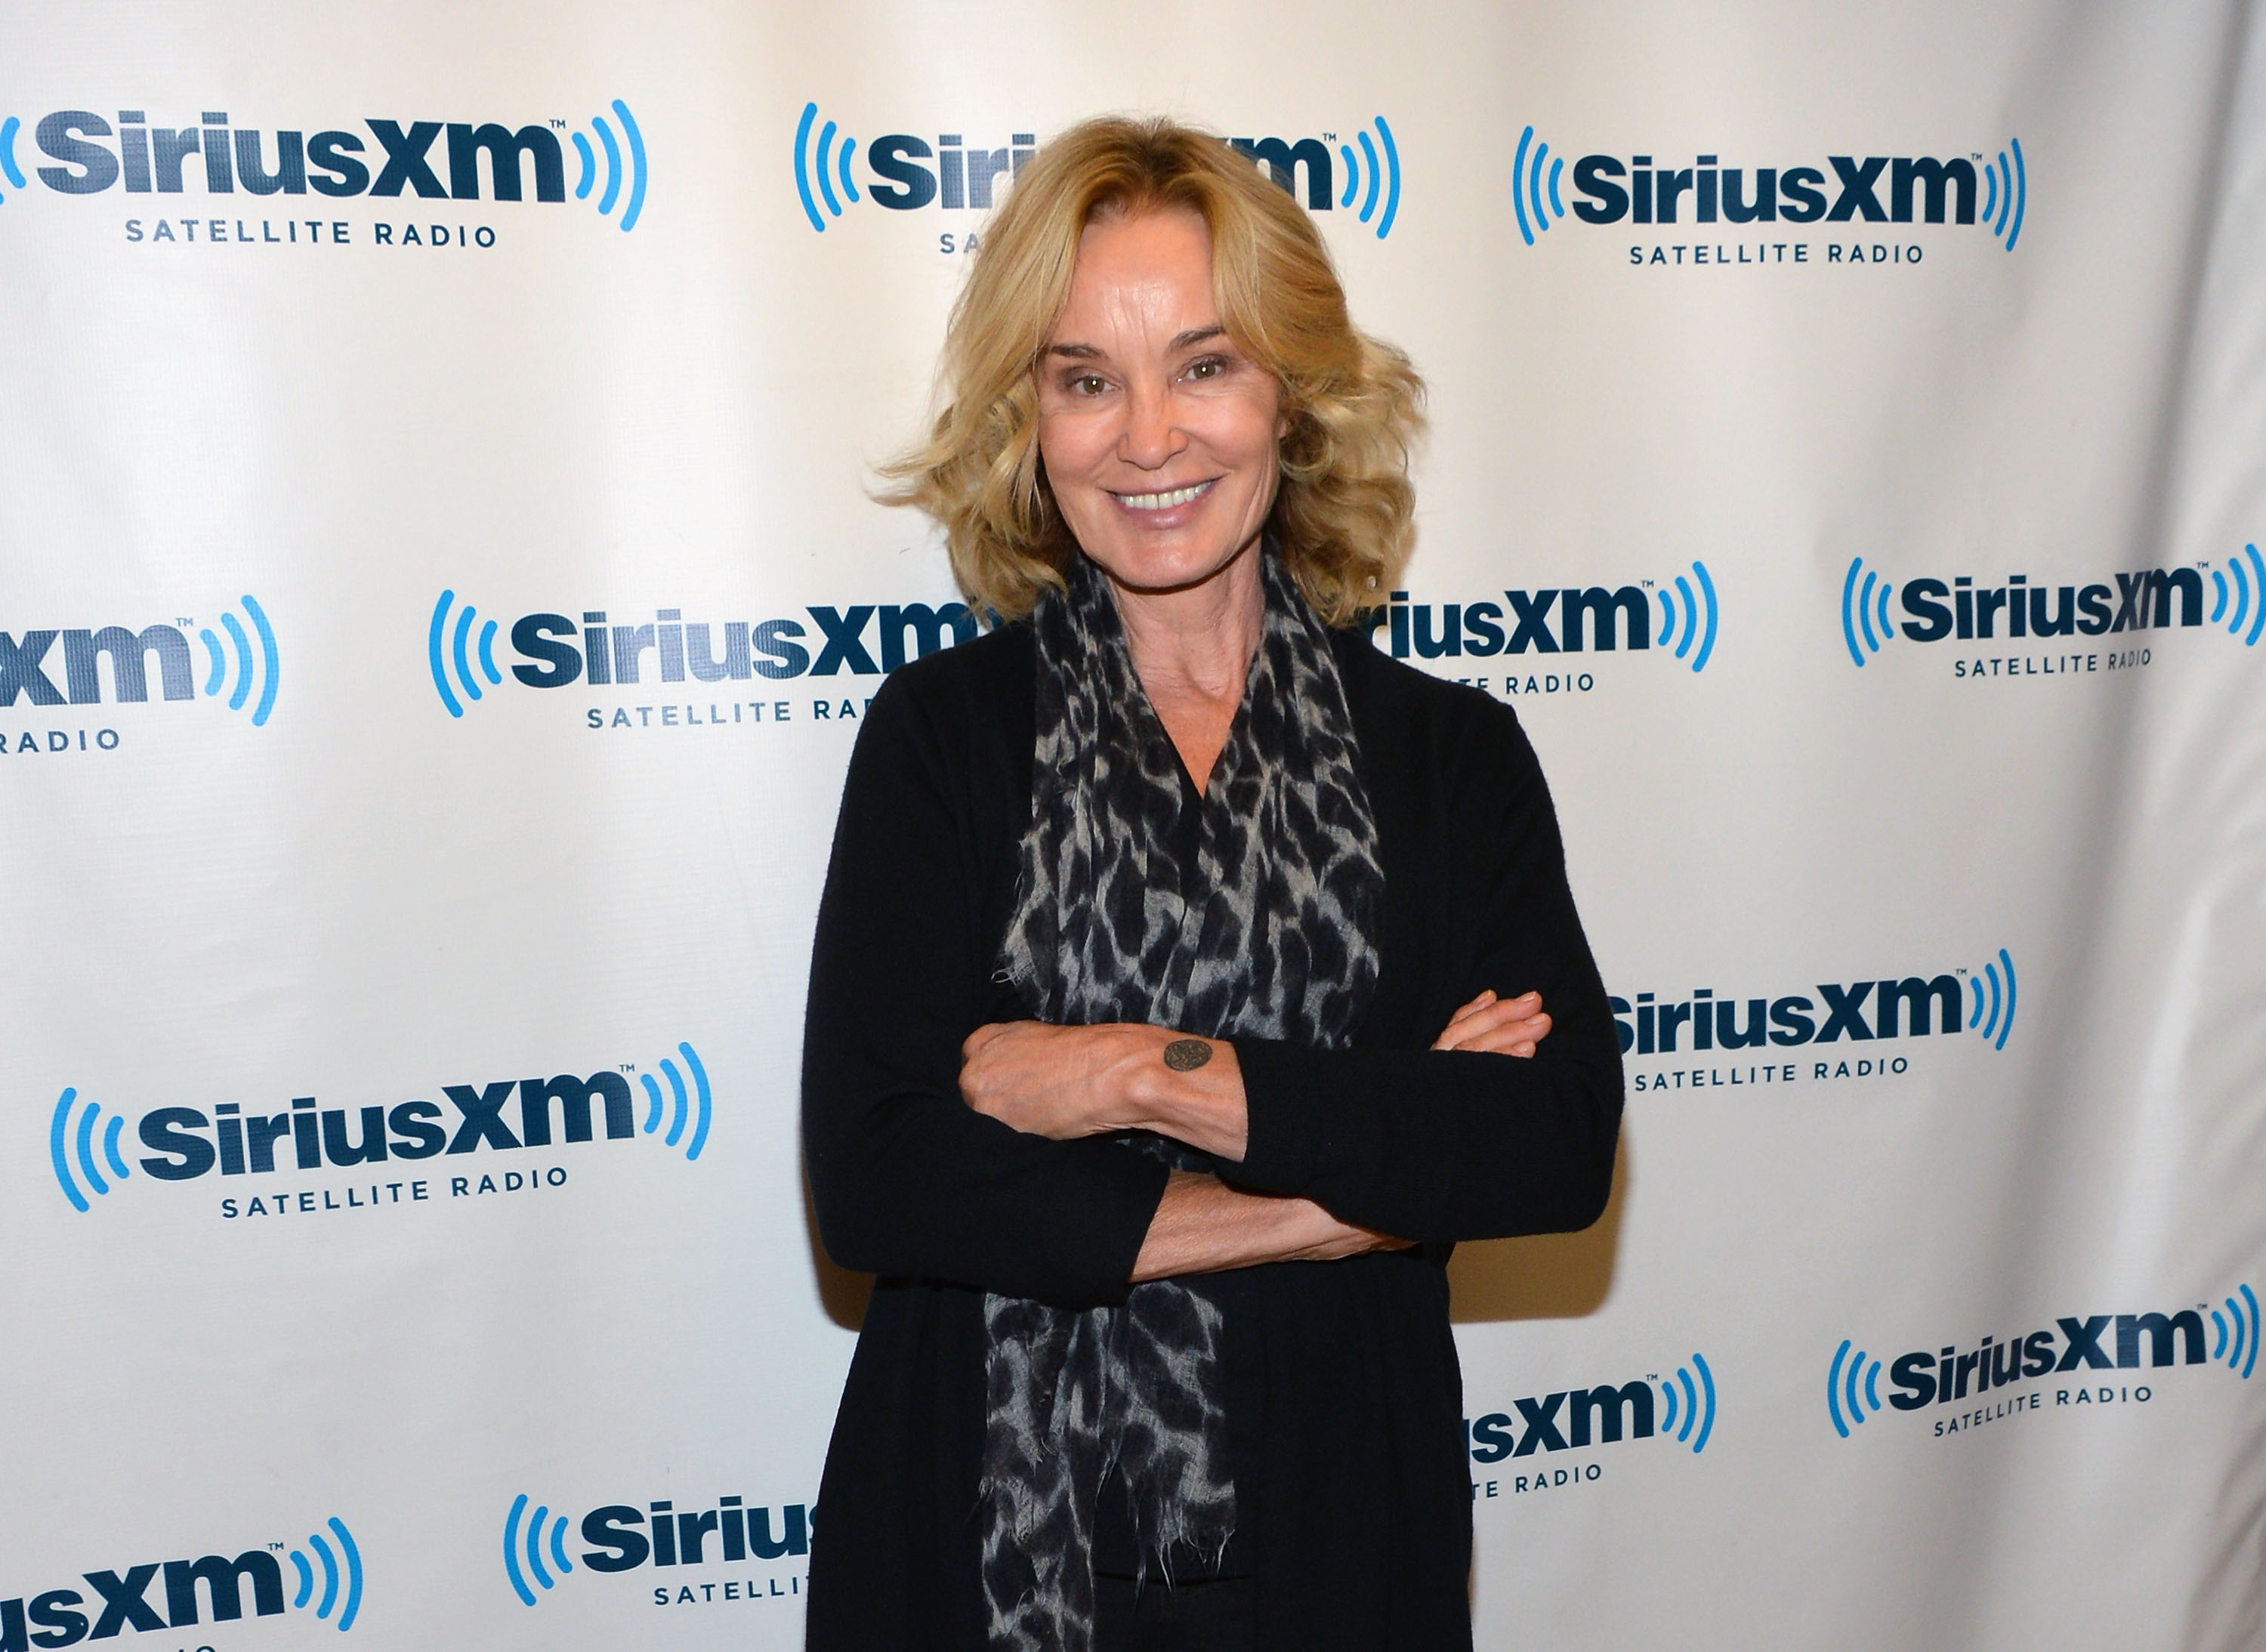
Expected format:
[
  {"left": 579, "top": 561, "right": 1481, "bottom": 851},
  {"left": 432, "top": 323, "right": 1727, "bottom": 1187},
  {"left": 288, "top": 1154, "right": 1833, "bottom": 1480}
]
[
  {"left": 1436, "top": 999, "right": 1547, "bottom": 1048},
  {"left": 1446, "top": 989, "right": 1497, "bottom": 1024},
  {"left": 1443, "top": 990, "right": 1541, "bottom": 1033},
  {"left": 1433, "top": 990, "right": 1508, "bottom": 1048},
  {"left": 1440, "top": 1009, "right": 1552, "bottom": 1055},
  {"left": 962, "top": 1022, "right": 1009, "bottom": 1061},
  {"left": 1461, "top": 1014, "right": 1551, "bottom": 1056}
]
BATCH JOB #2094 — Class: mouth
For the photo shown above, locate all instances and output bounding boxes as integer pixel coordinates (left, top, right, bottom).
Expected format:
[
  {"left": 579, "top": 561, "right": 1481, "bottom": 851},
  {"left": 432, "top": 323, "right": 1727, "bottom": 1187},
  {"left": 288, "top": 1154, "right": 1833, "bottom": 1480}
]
[{"left": 1110, "top": 479, "right": 1216, "bottom": 511}]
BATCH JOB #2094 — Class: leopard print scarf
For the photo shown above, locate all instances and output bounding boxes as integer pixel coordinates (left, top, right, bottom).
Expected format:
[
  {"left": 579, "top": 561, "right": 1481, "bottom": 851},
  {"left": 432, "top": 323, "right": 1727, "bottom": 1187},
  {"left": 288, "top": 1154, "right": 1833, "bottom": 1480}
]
[{"left": 980, "top": 548, "right": 1384, "bottom": 1650}]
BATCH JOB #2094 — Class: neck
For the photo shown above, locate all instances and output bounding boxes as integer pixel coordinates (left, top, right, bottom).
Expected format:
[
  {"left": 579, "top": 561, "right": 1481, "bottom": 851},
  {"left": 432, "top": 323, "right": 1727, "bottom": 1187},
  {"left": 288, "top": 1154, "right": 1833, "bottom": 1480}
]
[
  {"left": 1105, "top": 539, "right": 1267, "bottom": 708},
  {"left": 1101, "top": 539, "right": 1267, "bottom": 795}
]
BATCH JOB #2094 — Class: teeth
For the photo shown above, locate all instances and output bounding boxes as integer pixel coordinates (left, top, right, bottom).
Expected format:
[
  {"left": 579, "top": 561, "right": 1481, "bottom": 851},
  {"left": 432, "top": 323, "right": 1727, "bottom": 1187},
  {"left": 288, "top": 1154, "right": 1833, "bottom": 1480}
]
[{"left": 1118, "top": 482, "right": 1210, "bottom": 510}]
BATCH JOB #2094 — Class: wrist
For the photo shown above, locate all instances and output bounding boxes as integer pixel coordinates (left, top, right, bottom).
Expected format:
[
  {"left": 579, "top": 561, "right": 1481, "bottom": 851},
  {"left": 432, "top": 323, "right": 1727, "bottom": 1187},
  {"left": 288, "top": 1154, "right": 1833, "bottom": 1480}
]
[
  {"left": 1109, "top": 1025, "right": 1178, "bottom": 1132},
  {"left": 1117, "top": 1027, "right": 1246, "bottom": 1161}
]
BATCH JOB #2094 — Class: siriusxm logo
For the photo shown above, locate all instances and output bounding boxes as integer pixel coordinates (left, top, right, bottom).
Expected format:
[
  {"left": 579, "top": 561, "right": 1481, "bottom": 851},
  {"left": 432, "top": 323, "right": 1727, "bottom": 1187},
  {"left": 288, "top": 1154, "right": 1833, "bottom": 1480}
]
[
  {"left": 48, "top": 1040, "right": 712, "bottom": 1213},
  {"left": 2, "top": 598, "right": 279, "bottom": 730},
  {"left": 427, "top": 591, "right": 981, "bottom": 718},
  {"left": 1366, "top": 564, "right": 1720, "bottom": 674},
  {"left": 792, "top": 105, "right": 1401, "bottom": 239},
  {"left": 2, "top": 1515, "right": 363, "bottom": 1646},
  {"left": 1829, "top": 1284, "right": 2258, "bottom": 1440},
  {"left": 503, "top": 1490, "right": 810, "bottom": 1608},
  {"left": 5, "top": 103, "right": 645, "bottom": 230},
  {"left": 1615, "top": 949, "right": 2017, "bottom": 1060},
  {"left": 1468, "top": 1352, "right": 1718, "bottom": 1469},
  {"left": 1840, "top": 549, "right": 2262, "bottom": 667},
  {"left": 1508, "top": 124, "right": 2027, "bottom": 251}
]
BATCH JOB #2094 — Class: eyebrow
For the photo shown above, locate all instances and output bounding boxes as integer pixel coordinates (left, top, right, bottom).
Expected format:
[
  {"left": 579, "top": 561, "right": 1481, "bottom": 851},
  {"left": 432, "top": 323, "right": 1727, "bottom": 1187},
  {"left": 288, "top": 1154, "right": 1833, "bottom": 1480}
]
[{"left": 1042, "top": 325, "right": 1228, "bottom": 361}]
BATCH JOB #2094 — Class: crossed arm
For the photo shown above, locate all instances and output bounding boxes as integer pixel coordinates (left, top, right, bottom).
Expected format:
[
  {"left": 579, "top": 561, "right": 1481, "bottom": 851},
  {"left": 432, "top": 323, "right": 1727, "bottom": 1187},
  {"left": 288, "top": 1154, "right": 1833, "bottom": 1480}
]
[{"left": 958, "top": 990, "right": 1551, "bottom": 1282}]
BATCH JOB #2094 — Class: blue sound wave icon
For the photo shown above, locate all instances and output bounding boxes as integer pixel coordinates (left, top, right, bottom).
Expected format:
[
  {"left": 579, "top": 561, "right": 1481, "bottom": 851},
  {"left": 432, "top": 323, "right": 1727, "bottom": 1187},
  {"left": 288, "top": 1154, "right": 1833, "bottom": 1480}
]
[
  {"left": 1653, "top": 1353, "right": 1717, "bottom": 1452},
  {"left": 1838, "top": 555, "right": 1897, "bottom": 667},
  {"left": 639, "top": 1041, "right": 714, "bottom": 1160},
  {"left": 793, "top": 102, "right": 861, "bottom": 233},
  {"left": 1335, "top": 116, "right": 1401, "bottom": 240},
  {"left": 428, "top": 590, "right": 504, "bottom": 718},
  {"left": 1979, "top": 138, "right": 2027, "bottom": 252},
  {"left": 197, "top": 595, "right": 280, "bottom": 726},
  {"left": 1652, "top": 560, "right": 1719, "bottom": 672},
  {"left": 286, "top": 1517, "right": 364, "bottom": 1632},
  {"left": 503, "top": 1492, "right": 577, "bottom": 1607},
  {"left": 0, "top": 116, "right": 24, "bottom": 205},
  {"left": 1826, "top": 1338, "right": 1885, "bottom": 1437},
  {"left": 570, "top": 100, "right": 647, "bottom": 232},
  {"left": 50, "top": 1087, "right": 131, "bottom": 1213},
  {"left": 2207, "top": 542, "right": 2266, "bottom": 646},
  {"left": 1965, "top": 948, "right": 2018, "bottom": 1050},
  {"left": 1510, "top": 125, "right": 1564, "bottom": 246},
  {"left": 2210, "top": 1284, "right": 2260, "bottom": 1378}
]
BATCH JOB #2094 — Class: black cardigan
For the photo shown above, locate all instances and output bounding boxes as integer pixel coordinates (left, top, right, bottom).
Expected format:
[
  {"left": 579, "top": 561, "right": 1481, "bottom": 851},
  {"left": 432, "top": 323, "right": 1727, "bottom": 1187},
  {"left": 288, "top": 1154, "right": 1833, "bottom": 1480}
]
[{"left": 801, "top": 621, "right": 1623, "bottom": 1651}]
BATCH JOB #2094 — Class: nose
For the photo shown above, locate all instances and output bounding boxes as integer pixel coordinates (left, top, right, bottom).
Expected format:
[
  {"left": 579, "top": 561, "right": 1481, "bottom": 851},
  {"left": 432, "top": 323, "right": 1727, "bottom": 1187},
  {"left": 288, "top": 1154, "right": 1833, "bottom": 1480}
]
[{"left": 1117, "top": 378, "right": 1184, "bottom": 471}]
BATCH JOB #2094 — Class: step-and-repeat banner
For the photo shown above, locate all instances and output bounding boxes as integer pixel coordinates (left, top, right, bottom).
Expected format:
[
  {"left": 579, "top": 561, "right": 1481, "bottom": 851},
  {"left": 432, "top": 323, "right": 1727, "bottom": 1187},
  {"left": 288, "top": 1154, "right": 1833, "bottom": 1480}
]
[{"left": 6, "top": 2, "right": 2263, "bottom": 1647}]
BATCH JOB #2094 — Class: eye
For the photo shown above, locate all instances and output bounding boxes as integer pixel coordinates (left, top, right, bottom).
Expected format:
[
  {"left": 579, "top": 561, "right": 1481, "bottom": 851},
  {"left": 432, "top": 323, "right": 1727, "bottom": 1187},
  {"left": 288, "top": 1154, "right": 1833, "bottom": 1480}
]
[
  {"left": 1185, "top": 356, "right": 1227, "bottom": 381},
  {"left": 1067, "top": 372, "right": 1109, "bottom": 397}
]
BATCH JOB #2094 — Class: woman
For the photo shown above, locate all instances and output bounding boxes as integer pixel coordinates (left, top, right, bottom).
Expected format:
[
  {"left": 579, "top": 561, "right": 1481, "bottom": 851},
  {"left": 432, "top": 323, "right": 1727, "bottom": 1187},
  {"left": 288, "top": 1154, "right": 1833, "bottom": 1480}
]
[{"left": 802, "top": 117, "right": 1622, "bottom": 1651}]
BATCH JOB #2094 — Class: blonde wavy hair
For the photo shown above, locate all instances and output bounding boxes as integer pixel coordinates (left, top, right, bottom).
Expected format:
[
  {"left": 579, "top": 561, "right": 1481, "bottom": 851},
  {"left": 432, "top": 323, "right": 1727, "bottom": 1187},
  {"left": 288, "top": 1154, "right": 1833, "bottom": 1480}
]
[{"left": 878, "top": 115, "right": 1426, "bottom": 625}]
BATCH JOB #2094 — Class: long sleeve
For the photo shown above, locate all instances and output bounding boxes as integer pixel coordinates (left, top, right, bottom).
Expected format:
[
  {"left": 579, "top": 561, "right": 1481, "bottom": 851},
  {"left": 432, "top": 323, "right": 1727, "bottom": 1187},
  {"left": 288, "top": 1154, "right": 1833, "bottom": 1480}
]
[
  {"left": 1226, "top": 670, "right": 1624, "bottom": 1242},
  {"left": 800, "top": 647, "right": 1170, "bottom": 1309}
]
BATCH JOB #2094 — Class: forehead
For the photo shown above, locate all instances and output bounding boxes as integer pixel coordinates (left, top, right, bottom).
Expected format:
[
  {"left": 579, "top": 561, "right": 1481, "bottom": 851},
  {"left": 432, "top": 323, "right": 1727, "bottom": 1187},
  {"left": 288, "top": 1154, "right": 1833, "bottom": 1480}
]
[{"left": 1054, "top": 206, "right": 1215, "bottom": 327}]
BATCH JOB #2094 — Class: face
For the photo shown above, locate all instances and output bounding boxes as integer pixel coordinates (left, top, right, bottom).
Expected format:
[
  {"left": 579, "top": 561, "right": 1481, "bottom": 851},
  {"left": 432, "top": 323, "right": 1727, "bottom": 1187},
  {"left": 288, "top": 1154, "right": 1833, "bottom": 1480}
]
[{"left": 1035, "top": 207, "right": 1285, "bottom": 597}]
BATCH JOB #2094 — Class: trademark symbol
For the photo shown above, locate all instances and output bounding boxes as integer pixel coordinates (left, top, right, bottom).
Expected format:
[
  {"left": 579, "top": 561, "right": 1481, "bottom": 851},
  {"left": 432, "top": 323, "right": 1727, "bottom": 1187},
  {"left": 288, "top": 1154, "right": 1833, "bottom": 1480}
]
[
  {"left": 1955, "top": 967, "right": 1968, "bottom": 976},
  {"left": 1639, "top": 580, "right": 1655, "bottom": 589},
  {"left": 619, "top": 1063, "right": 635, "bottom": 1073},
  {"left": 1323, "top": 132, "right": 1337, "bottom": 143},
  {"left": 551, "top": 119, "right": 566, "bottom": 130},
  {"left": 1971, "top": 152, "right": 1983, "bottom": 162},
  {"left": 176, "top": 616, "right": 194, "bottom": 628},
  {"left": 269, "top": 1541, "right": 284, "bottom": 1551}
]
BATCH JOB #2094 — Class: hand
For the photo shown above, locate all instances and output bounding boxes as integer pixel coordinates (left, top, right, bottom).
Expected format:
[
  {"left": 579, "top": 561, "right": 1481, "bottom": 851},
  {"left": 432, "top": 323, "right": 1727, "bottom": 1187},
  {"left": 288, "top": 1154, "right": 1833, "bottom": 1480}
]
[
  {"left": 1277, "top": 1198, "right": 1418, "bottom": 1264},
  {"left": 1431, "top": 989, "right": 1551, "bottom": 1057},
  {"left": 959, "top": 1020, "right": 1134, "bottom": 1140},
  {"left": 1131, "top": 1171, "right": 1414, "bottom": 1280}
]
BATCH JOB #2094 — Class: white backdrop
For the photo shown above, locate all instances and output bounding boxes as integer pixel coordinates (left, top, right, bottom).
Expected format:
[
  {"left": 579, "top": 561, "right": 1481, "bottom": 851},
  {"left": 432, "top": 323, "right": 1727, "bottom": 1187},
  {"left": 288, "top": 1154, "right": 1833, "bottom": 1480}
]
[{"left": 5, "top": 3, "right": 2264, "bottom": 1647}]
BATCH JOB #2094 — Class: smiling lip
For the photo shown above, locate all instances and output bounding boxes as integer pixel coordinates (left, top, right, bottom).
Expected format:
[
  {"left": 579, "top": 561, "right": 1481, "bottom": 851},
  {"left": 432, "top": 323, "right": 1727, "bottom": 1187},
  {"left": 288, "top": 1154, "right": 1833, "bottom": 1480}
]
[{"left": 1110, "top": 478, "right": 1217, "bottom": 512}]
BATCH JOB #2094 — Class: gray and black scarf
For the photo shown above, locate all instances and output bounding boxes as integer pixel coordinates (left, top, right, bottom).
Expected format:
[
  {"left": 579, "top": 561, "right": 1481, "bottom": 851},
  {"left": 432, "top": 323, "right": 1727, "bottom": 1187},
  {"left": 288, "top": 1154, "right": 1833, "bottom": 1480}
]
[{"left": 980, "top": 548, "right": 1385, "bottom": 1650}]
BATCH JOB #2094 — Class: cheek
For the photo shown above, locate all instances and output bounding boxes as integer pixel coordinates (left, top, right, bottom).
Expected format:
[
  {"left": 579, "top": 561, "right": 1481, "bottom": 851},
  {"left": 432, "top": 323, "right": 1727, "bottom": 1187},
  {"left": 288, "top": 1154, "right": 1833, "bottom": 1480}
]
[
  {"left": 1217, "top": 391, "right": 1286, "bottom": 470},
  {"left": 1036, "top": 409, "right": 1107, "bottom": 486}
]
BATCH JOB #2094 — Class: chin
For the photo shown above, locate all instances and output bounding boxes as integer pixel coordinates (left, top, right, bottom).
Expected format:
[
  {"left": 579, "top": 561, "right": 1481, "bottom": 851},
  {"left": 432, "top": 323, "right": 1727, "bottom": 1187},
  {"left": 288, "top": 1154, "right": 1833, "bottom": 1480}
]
[{"left": 1083, "top": 531, "right": 1261, "bottom": 597}]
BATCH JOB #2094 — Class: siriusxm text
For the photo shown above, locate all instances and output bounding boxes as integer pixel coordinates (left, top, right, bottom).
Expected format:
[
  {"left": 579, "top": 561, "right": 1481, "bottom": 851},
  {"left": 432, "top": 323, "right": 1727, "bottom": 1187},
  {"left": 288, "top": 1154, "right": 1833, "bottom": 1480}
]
[
  {"left": 580, "top": 1499, "right": 810, "bottom": 1571},
  {"left": 1888, "top": 1309, "right": 2209, "bottom": 1409},
  {"left": 34, "top": 110, "right": 576, "bottom": 203},
  {"left": 1, "top": 625, "right": 196, "bottom": 707},
  {"left": 508, "top": 604, "right": 979, "bottom": 686},
  {"left": 830, "top": 130, "right": 1358, "bottom": 213},
  {"left": 1612, "top": 975, "right": 1967, "bottom": 1053},
  {"left": 1896, "top": 570, "right": 2206, "bottom": 640},
  {"left": 1571, "top": 153, "right": 1993, "bottom": 226},
  {"left": 4, "top": 1551, "right": 286, "bottom": 1647},
  {"left": 1467, "top": 1380, "right": 1655, "bottom": 1460},
  {"left": 1364, "top": 588, "right": 1650, "bottom": 659},
  {"left": 134, "top": 1076, "right": 647, "bottom": 1181}
]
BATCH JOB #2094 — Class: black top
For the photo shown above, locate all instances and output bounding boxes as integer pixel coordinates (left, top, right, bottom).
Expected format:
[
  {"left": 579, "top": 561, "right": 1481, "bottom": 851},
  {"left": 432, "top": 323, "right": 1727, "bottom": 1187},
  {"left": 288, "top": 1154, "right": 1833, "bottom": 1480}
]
[{"left": 801, "top": 620, "right": 1623, "bottom": 1652}]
